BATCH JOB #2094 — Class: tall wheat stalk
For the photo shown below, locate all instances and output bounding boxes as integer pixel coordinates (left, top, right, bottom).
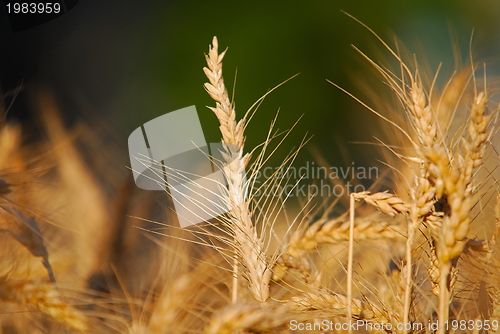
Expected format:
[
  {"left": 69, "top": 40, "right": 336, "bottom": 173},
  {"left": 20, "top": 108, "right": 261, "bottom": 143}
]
[{"left": 203, "top": 37, "right": 271, "bottom": 303}]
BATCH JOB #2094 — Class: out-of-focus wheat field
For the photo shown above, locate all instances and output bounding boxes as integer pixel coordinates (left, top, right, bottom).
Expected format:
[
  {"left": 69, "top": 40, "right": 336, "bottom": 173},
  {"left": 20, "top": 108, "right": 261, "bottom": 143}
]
[{"left": 1, "top": 1, "right": 500, "bottom": 333}]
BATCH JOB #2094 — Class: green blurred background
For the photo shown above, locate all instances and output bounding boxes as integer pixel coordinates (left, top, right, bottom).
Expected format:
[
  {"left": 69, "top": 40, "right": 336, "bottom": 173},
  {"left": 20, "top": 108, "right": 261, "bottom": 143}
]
[{"left": 2, "top": 0, "right": 500, "bottom": 182}]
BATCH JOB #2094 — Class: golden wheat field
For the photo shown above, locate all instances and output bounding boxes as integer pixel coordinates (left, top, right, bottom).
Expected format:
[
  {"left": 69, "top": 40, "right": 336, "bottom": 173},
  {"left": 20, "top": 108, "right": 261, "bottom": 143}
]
[{"left": 2, "top": 14, "right": 500, "bottom": 334}]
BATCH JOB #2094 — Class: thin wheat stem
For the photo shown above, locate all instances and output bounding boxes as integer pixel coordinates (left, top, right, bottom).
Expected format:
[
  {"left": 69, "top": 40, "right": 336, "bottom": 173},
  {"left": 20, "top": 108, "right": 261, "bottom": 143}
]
[
  {"left": 438, "top": 262, "right": 451, "bottom": 334},
  {"left": 232, "top": 255, "right": 238, "bottom": 303},
  {"left": 347, "top": 193, "right": 355, "bottom": 333},
  {"left": 403, "top": 217, "right": 413, "bottom": 334}
]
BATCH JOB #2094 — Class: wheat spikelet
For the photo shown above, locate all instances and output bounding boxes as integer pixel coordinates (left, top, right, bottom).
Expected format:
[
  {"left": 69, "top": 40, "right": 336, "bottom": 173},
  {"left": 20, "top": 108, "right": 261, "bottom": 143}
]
[
  {"left": 204, "top": 36, "right": 270, "bottom": 302},
  {"left": 352, "top": 191, "right": 411, "bottom": 216},
  {"left": 374, "top": 63, "right": 444, "bottom": 331},
  {"left": 463, "top": 92, "right": 490, "bottom": 195},
  {"left": 401, "top": 76, "right": 449, "bottom": 332},
  {"left": 286, "top": 216, "right": 404, "bottom": 259},
  {"left": 0, "top": 277, "right": 87, "bottom": 332},
  {"left": 428, "top": 242, "right": 458, "bottom": 297},
  {"left": 432, "top": 89, "right": 492, "bottom": 332},
  {"left": 406, "top": 80, "right": 445, "bottom": 222}
]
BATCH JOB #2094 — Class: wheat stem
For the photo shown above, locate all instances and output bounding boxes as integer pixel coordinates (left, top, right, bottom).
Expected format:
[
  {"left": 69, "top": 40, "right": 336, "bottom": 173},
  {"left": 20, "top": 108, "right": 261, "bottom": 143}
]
[
  {"left": 403, "top": 218, "right": 413, "bottom": 334},
  {"left": 232, "top": 255, "right": 238, "bottom": 303},
  {"left": 347, "top": 193, "right": 355, "bottom": 333},
  {"left": 438, "top": 262, "right": 451, "bottom": 334}
]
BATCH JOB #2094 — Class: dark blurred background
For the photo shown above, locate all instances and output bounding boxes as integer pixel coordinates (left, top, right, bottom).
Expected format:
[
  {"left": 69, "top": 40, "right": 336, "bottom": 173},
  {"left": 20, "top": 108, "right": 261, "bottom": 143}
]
[{"left": 1, "top": 0, "right": 500, "bottom": 176}]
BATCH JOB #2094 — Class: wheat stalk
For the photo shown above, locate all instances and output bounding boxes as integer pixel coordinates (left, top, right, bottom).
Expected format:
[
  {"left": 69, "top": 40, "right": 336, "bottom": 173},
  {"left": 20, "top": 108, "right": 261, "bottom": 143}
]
[
  {"left": 400, "top": 76, "right": 493, "bottom": 333},
  {"left": 434, "top": 89, "right": 491, "bottom": 332},
  {"left": 204, "top": 36, "right": 271, "bottom": 303}
]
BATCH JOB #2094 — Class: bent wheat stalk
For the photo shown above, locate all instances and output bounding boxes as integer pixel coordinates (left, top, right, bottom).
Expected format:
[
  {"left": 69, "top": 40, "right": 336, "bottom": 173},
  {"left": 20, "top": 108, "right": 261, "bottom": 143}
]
[
  {"left": 286, "top": 215, "right": 404, "bottom": 257},
  {"left": 204, "top": 37, "right": 271, "bottom": 302}
]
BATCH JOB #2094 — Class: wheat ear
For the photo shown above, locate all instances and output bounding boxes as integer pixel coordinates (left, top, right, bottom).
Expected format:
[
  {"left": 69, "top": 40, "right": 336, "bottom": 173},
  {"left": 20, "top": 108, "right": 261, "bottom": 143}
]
[
  {"left": 436, "top": 90, "right": 491, "bottom": 333},
  {"left": 352, "top": 191, "right": 411, "bottom": 216},
  {"left": 204, "top": 37, "right": 270, "bottom": 302},
  {"left": 288, "top": 216, "right": 404, "bottom": 257}
]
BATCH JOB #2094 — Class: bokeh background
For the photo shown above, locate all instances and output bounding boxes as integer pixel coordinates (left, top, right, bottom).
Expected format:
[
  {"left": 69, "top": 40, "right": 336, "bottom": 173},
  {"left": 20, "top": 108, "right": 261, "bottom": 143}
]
[{"left": 1, "top": 0, "right": 500, "bottom": 179}]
